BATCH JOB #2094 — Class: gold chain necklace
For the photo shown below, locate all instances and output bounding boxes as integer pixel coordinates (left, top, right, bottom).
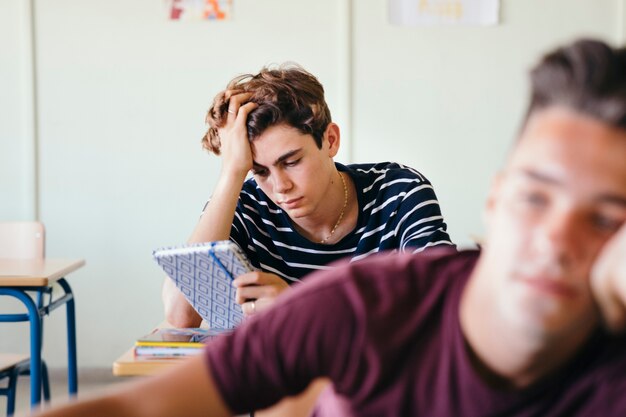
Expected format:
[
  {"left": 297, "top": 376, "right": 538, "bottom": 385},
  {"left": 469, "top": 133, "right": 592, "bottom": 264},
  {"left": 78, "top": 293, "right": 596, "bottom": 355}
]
[{"left": 320, "top": 172, "right": 348, "bottom": 244}]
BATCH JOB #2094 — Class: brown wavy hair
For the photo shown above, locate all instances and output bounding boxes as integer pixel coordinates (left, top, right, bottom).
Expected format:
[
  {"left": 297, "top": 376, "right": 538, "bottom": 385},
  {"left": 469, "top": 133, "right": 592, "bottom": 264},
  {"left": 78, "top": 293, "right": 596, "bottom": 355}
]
[{"left": 202, "top": 64, "right": 332, "bottom": 154}]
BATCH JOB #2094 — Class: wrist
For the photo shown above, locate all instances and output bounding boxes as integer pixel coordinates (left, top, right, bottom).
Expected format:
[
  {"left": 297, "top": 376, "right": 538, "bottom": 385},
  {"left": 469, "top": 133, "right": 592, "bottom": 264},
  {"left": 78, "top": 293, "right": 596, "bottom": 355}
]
[{"left": 219, "top": 164, "right": 249, "bottom": 184}]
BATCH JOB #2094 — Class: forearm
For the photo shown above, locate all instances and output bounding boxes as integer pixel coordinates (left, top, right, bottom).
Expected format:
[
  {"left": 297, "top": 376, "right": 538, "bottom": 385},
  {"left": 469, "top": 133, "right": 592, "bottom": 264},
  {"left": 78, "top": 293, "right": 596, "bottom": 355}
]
[
  {"left": 31, "top": 355, "right": 232, "bottom": 417},
  {"left": 188, "top": 171, "right": 247, "bottom": 243},
  {"left": 162, "top": 277, "right": 202, "bottom": 328},
  {"left": 30, "top": 391, "right": 134, "bottom": 417},
  {"left": 164, "top": 171, "right": 247, "bottom": 327}
]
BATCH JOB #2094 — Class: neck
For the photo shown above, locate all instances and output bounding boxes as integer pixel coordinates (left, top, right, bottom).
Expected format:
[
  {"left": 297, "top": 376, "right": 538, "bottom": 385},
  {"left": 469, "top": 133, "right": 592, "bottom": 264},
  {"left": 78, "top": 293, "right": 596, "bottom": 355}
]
[
  {"left": 459, "top": 258, "right": 598, "bottom": 389},
  {"left": 293, "top": 170, "right": 355, "bottom": 244}
]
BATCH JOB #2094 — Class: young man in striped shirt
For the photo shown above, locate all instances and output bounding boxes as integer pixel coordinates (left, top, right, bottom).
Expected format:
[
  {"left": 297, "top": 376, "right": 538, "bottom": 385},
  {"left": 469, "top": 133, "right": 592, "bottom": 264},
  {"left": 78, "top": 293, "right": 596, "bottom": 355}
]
[{"left": 162, "top": 65, "right": 453, "bottom": 328}]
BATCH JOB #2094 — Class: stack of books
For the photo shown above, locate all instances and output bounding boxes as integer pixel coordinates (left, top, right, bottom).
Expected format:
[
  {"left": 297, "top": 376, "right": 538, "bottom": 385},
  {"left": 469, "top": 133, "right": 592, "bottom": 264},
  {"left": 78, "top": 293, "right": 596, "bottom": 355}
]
[{"left": 134, "top": 328, "right": 227, "bottom": 359}]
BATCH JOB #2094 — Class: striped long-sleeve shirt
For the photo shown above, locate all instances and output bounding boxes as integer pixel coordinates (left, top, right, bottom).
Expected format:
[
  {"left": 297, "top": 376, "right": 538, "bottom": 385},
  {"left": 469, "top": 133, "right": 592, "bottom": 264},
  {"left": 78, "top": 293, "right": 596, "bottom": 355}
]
[{"left": 223, "top": 162, "right": 454, "bottom": 283}]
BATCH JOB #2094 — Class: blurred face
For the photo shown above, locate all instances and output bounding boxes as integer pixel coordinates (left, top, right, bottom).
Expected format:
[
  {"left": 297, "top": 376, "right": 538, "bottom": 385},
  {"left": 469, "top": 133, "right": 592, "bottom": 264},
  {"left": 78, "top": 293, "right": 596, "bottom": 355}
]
[
  {"left": 250, "top": 123, "right": 339, "bottom": 220},
  {"left": 482, "top": 107, "right": 626, "bottom": 340}
]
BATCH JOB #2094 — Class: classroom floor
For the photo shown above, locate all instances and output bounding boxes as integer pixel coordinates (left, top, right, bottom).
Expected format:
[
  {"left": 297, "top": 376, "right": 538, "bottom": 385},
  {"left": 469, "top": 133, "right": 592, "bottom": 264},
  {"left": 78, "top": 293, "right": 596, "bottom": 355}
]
[{"left": 1, "top": 367, "right": 125, "bottom": 417}]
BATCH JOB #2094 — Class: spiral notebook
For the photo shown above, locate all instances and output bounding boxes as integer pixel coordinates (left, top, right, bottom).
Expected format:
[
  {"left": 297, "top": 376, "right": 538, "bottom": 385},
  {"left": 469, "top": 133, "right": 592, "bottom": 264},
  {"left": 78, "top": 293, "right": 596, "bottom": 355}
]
[{"left": 153, "top": 241, "right": 254, "bottom": 329}]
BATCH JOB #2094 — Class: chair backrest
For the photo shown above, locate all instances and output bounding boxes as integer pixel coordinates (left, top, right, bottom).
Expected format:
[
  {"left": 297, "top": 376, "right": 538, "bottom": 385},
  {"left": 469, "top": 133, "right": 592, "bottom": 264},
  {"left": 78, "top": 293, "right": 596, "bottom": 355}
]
[{"left": 0, "top": 221, "right": 45, "bottom": 259}]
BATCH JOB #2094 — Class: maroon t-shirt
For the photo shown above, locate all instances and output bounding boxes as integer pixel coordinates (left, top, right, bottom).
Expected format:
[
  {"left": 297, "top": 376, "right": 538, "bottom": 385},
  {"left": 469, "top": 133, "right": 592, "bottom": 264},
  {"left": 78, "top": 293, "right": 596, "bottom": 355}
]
[{"left": 205, "top": 249, "right": 626, "bottom": 416}]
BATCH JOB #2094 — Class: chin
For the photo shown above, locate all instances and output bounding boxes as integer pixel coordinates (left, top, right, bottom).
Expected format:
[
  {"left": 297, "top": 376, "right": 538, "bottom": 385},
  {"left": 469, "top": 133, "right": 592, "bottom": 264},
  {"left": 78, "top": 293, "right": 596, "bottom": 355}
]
[
  {"left": 283, "top": 206, "right": 310, "bottom": 219},
  {"left": 506, "top": 296, "right": 591, "bottom": 339}
]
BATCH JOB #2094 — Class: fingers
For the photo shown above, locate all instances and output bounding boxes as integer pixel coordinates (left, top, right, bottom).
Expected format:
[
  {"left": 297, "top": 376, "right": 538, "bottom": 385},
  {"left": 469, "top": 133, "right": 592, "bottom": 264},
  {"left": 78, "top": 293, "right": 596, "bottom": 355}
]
[
  {"left": 241, "top": 300, "right": 256, "bottom": 316},
  {"left": 232, "top": 272, "right": 264, "bottom": 287},
  {"left": 591, "top": 224, "right": 626, "bottom": 332},
  {"left": 233, "top": 274, "right": 288, "bottom": 302},
  {"left": 225, "top": 92, "right": 253, "bottom": 124},
  {"left": 223, "top": 89, "right": 242, "bottom": 101},
  {"left": 236, "top": 101, "right": 258, "bottom": 122},
  {"left": 235, "top": 284, "right": 283, "bottom": 305},
  {"left": 592, "top": 274, "right": 626, "bottom": 332},
  {"left": 240, "top": 298, "right": 275, "bottom": 316},
  {"left": 232, "top": 272, "right": 289, "bottom": 315},
  {"left": 233, "top": 271, "right": 285, "bottom": 287}
]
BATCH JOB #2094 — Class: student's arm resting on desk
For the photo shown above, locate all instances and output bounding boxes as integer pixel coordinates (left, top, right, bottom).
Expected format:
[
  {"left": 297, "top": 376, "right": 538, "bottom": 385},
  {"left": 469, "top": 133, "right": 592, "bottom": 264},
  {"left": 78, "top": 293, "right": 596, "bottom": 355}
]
[
  {"left": 31, "top": 354, "right": 231, "bottom": 417},
  {"left": 162, "top": 93, "right": 257, "bottom": 327}
]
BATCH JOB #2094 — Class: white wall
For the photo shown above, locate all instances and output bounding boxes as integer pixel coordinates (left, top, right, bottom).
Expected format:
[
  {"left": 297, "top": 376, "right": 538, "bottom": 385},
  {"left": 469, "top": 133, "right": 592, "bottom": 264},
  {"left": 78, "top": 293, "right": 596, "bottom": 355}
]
[
  {"left": 0, "top": 0, "right": 35, "bottom": 220},
  {"left": 0, "top": 0, "right": 623, "bottom": 368},
  {"left": 352, "top": 0, "right": 622, "bottom": 246}
]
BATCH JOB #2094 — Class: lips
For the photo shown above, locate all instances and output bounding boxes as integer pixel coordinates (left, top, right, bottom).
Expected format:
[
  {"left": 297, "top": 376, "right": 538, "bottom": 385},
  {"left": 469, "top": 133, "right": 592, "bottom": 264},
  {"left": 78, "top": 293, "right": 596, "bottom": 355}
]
[
  {"left": 279, "top": 197, "right": 303, "bottom": 208},
  {"left": 519, "top": 277, "right": 578, "bottom": 299}
]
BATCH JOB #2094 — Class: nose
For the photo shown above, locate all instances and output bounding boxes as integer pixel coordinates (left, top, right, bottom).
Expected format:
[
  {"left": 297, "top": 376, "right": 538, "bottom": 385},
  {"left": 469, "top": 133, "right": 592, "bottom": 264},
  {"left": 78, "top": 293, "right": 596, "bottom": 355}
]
[
  {"left": 271, "top": 170, "right": 292, "bottom": 194},
  {"left": 534, "top": 210, "right": 585, "bottom": 269}
]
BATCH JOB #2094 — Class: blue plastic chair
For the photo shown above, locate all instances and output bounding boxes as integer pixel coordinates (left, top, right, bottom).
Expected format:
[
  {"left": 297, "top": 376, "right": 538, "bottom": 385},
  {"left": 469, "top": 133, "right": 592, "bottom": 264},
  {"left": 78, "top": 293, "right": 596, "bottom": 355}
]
[
  {"left": 0, "top": 354, "right": 50, "bottom": 416},
  {"left": 0, "top": 221, "right": 60, "bottom": 414}
]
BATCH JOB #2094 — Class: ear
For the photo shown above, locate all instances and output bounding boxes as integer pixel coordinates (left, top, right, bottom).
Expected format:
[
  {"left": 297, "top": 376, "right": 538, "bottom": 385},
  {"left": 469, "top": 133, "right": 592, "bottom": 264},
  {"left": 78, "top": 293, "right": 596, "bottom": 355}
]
[
  {"left": 323, "top": 123, "right": 341, "bottom": 157},
  {"left": 483, "top": 172, "right": 504, "bottom": 229}
]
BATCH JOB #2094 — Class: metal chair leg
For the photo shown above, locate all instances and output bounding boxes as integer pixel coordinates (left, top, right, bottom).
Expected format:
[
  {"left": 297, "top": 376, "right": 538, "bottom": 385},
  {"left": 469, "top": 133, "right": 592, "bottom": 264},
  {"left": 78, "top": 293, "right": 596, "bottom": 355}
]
[
  {"left": 5, "top": 361, "right": 25, "bottom": 417},
  {"left": 41, "top": 361, "right": 50, "bottom": 401}
]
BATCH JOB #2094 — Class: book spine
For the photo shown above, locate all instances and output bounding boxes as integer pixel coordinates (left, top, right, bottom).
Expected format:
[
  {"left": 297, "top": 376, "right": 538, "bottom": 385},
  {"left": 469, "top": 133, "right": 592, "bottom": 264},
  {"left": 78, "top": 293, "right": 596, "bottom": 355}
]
[
  {"left": 135, "top": 341, "right": 206, "bottom": 348},
  {"left": 134, "top": 346, "right": 204, "bottom": 357}
]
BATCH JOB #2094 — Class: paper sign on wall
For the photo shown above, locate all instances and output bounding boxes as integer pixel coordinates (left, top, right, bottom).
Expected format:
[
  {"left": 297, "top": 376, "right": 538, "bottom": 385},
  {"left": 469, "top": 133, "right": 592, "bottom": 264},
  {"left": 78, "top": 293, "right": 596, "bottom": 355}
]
[
  {"left": 165, "top": 0, "right": 232, "bottom": 21},
  {"left": 389, "top": 0, "right": 499, "bottom": 26}
]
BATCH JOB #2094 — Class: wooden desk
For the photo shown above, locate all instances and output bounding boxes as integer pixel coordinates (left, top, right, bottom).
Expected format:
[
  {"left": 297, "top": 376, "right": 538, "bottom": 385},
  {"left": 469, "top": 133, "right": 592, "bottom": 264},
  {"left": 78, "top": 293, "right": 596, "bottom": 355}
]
[
  {"left": 113, "top": 348, "right": 191, "bottom": 376},
  {"left": 113, "top": 324, "right": 325, "bottom": 417},
  {"left": 0, "top": 258, "right": 84, "bottom": 409},
  {"left": 0, "top": 259, "right": 84, "bottom": 286}
]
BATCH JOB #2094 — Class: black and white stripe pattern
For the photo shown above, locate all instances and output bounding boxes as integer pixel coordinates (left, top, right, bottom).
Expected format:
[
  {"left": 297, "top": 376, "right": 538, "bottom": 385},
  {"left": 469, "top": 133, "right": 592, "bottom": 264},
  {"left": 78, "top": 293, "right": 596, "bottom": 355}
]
[{"left": 222, "top": 162, "right": 453, "bottom": 283}]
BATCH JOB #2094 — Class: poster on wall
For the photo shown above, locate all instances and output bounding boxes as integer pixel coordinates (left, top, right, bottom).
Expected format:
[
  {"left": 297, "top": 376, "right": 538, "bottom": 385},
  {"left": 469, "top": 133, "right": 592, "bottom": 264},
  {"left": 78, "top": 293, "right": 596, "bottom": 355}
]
[
  {"left": 389, "top": 0, "right": 499, "bottom": 26},
  {"left": 165, "top": 0, "right": 232, "bottom": 21}
]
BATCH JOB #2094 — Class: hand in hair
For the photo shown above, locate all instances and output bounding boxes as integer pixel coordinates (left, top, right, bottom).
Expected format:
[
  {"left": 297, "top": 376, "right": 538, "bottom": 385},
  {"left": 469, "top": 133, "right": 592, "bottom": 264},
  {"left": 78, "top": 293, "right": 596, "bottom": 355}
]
[
  {"left": 203, "top": 90, "right": 258, "bottom": 178},
  {"left": 592, "top": 223, "right": 626, "bottom": 332}
]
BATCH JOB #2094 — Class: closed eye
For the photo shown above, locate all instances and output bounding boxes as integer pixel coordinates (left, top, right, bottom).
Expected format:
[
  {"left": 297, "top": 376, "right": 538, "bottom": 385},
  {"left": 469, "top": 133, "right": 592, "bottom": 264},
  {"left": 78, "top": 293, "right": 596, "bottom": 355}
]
[
  {"left": 591, "top": 213, "right": 624, "bottom": 233},
  {"left": 522, "top": 191, "right": 548, "bottom": 207},
  {"left": 283, "top": 158, "right": 301, "bottom": 167},
  {"left": 252, "top": 168, "right": 269, "bottom": 178}
]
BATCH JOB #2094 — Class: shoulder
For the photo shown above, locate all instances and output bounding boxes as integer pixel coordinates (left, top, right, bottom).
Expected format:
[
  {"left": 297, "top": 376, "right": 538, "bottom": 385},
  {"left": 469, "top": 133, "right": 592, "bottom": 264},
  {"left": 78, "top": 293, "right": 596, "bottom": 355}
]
[
  {"left": 593, "top": 332, "right": 626, "bottom": 383},
  {"left": 583, "top": 334, "right": 626, "bottom": 415},
  {"left": 345, "top": 162, "right": 429, "bottom": 182},
  {"left": 343, "top": 162, "right": 433, "bottom": 197}
]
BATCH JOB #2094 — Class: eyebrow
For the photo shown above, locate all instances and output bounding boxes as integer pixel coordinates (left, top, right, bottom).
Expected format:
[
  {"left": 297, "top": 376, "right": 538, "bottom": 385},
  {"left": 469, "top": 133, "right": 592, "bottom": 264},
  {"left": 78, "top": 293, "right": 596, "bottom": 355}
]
[
  {"left": 518, "top": 168, "right": 560, "bottom": 185},
  {"left": 253, "top": 148, "right": 302, "bottom": 170},
  {"left": 517, "top": 168, "right": 626, "bottom": 207}
]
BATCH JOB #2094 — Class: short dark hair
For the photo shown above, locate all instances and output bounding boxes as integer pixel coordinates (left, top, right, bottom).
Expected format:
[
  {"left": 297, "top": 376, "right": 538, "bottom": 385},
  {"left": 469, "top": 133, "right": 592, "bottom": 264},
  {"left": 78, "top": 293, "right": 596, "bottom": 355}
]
[
  {"left": 523, "top": 38, "right": 626, "bottom": 130},
  {"left": 202, "top": 64, "right": 332, "bottom": 154}
]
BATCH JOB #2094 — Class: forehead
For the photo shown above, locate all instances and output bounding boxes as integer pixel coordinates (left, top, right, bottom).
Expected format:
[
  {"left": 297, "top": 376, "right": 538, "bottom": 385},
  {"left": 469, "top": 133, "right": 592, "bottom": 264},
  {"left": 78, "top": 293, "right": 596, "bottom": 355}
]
[
  {"left": 251, "top": 124, "right": 317, "bottom": 163},
  {"left": 507, "top": 107, "right": 626, "bottom": 194}
]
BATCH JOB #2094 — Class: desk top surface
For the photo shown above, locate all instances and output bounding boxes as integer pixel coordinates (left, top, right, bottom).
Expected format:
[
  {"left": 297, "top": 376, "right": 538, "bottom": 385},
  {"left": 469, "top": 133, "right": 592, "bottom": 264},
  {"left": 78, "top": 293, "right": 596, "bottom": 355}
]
[
  {"left": 0, "top": 258, "right": 85, "bottom": 287},
  {"left": 113, "top": 348, "right": 190, "bottom": 377}
]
